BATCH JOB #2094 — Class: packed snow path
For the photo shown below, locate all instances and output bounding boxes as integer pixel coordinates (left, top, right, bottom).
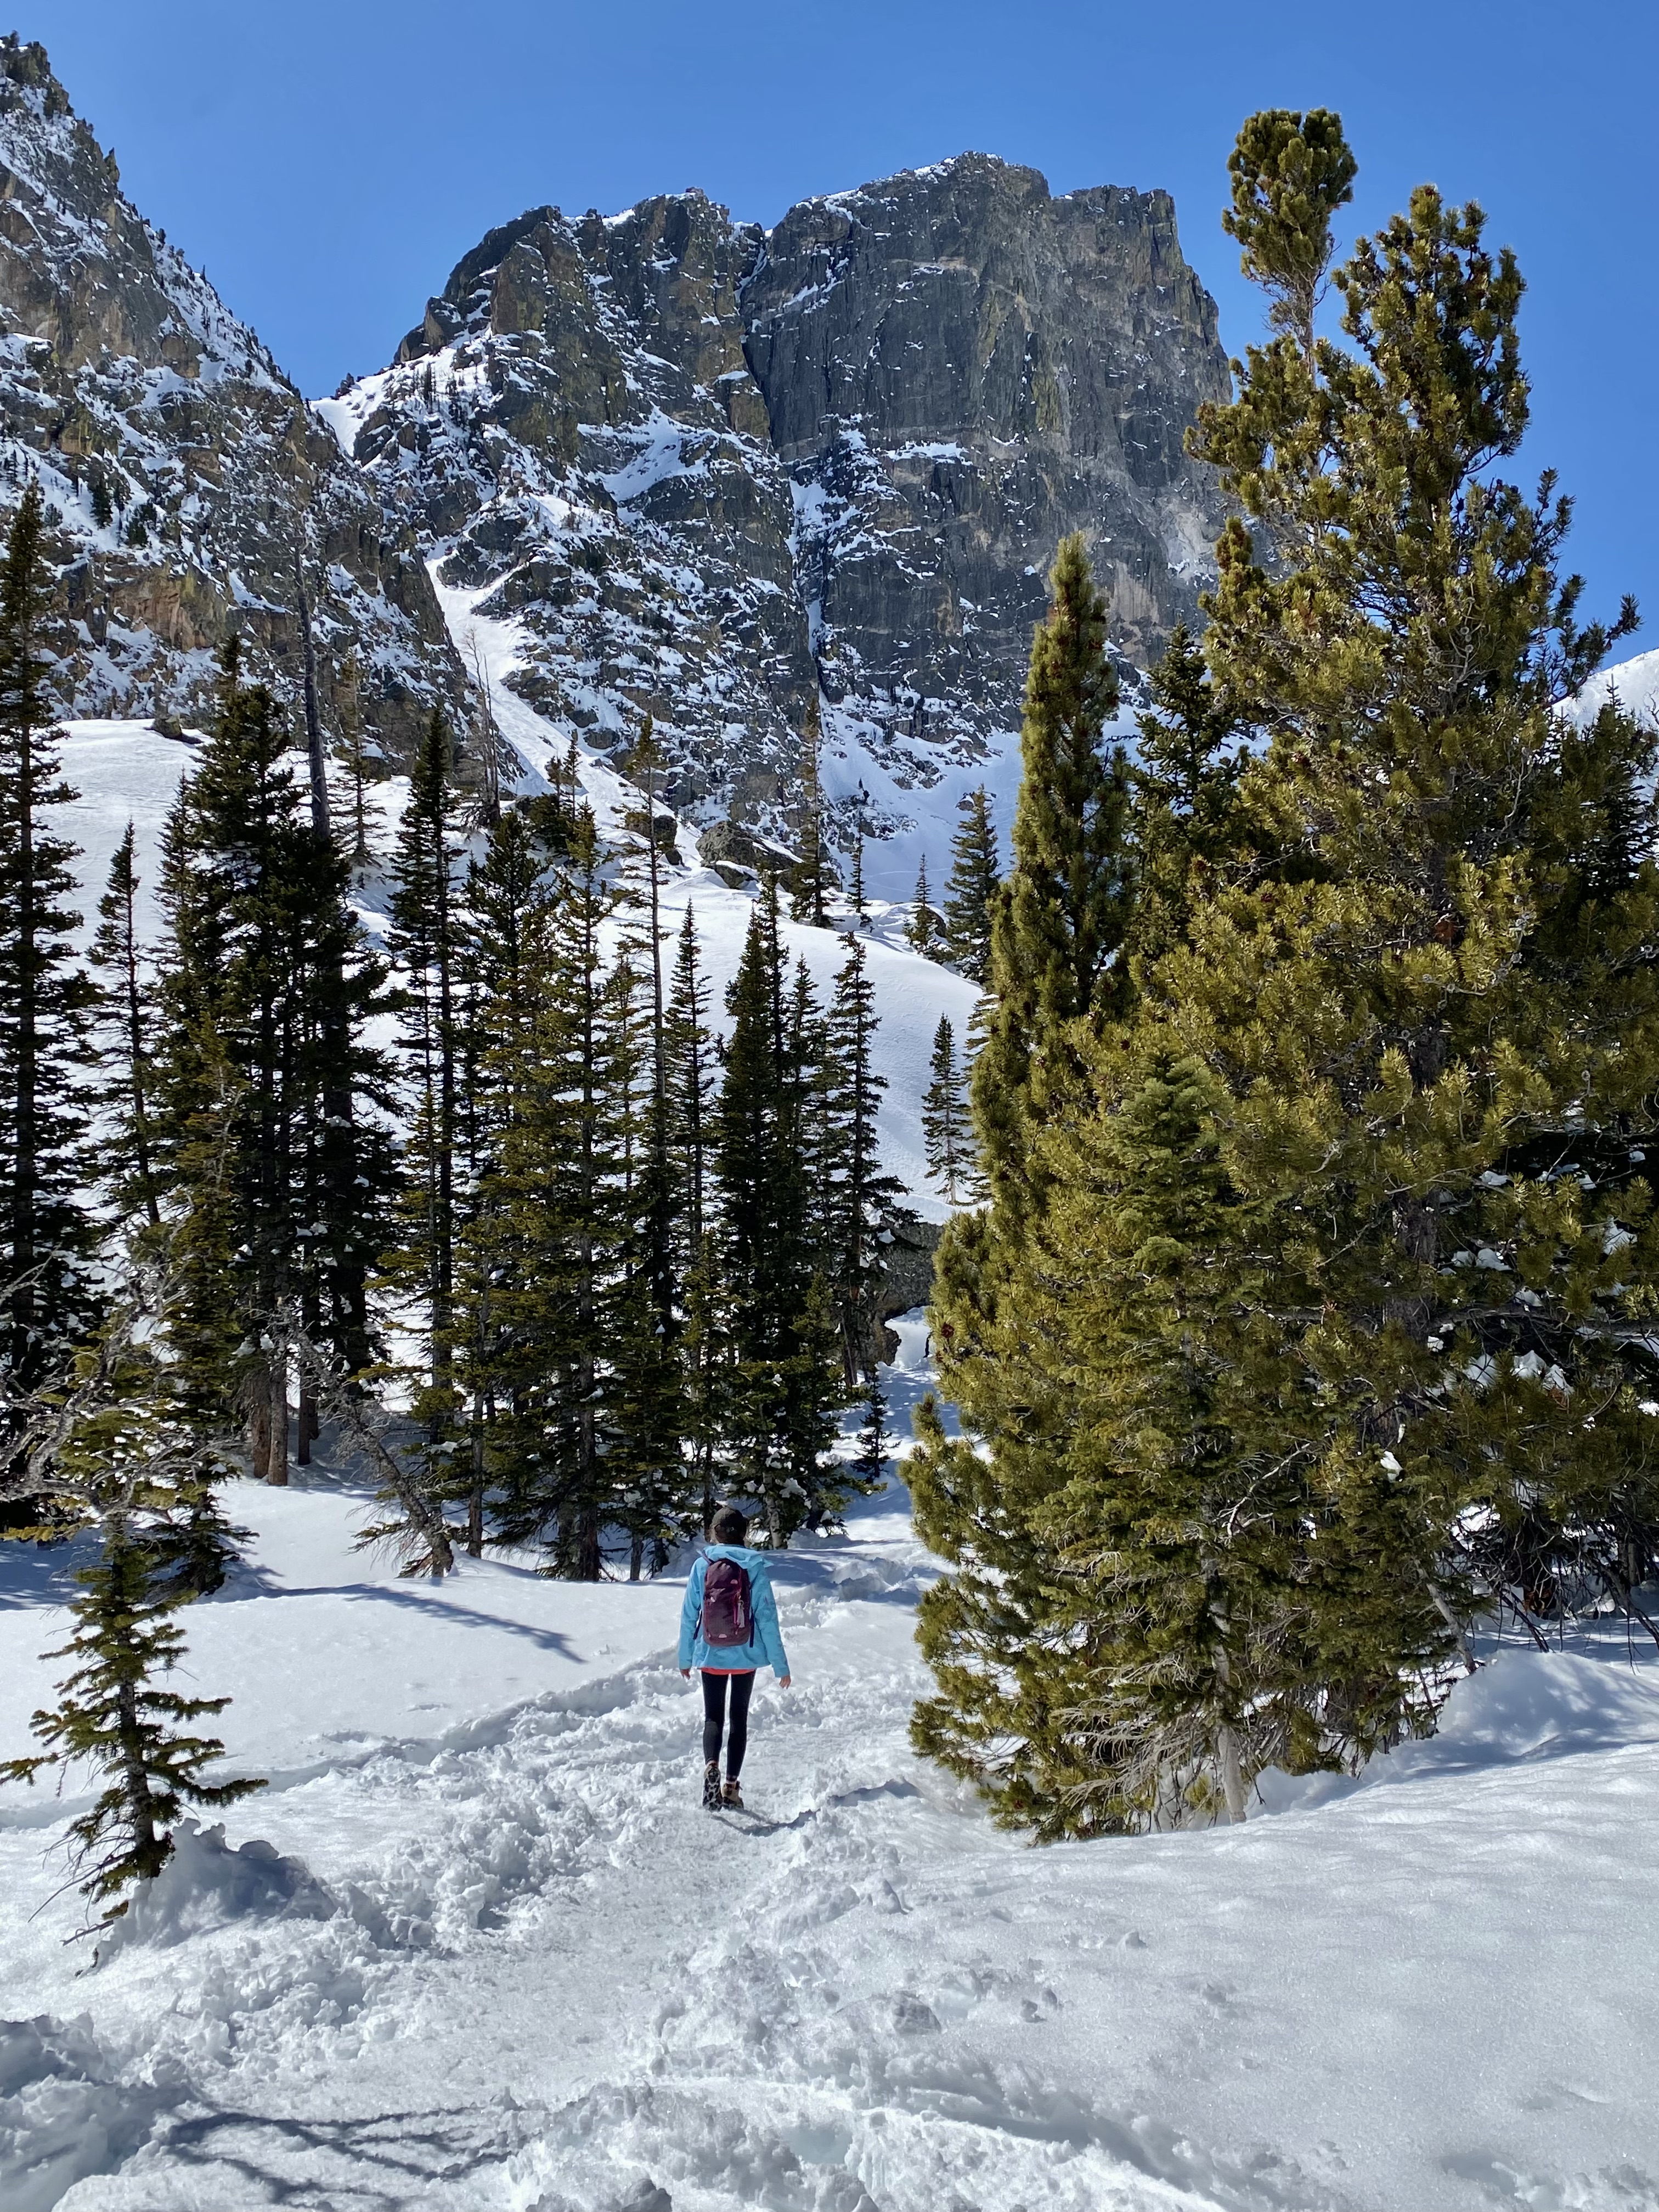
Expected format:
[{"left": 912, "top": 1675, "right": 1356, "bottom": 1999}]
[{"left": 4, "top": 1345, "right": 1659, "bottom": 2210}]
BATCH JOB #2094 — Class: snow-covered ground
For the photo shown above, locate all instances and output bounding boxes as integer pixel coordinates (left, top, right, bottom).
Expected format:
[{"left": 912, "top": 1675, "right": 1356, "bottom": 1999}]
[{"left": 3, "top": 1316, "right": 1658, "bottom": 2211}]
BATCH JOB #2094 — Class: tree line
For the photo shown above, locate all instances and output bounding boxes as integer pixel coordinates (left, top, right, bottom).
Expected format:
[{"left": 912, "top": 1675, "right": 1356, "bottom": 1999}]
[{"left": 0, "top": 518, "right": 928, "bottom": 1915}]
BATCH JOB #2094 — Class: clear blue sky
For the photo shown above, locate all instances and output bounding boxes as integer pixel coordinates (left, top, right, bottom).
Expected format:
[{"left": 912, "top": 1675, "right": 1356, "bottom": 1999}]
[{"left": 29, "top": 1, "right": 1658, "bottom": 636}]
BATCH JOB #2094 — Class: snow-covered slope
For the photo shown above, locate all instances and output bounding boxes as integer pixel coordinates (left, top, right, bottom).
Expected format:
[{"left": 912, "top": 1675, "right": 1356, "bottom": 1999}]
[
  {"left": 1565, "top": 643, "right": 1659, "bottom": 733},
  {"left": 3, "top": 1334, "right": 1656, "bottom": 2212},
  {"left": 48, "top": 703, "right": 979, "bottom": 1223}
]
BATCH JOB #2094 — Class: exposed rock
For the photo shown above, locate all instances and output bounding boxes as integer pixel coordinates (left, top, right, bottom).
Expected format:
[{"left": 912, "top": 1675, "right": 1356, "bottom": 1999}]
[
  {"left": 746, "top": 156, "right": 1231, "bottom": 776},
  {"left": 0, "top": 36, "right": 466, "bottom": 752},
  {"left": 0, "top": 38, "right": 1230, "bottom": 823},
  {"left": 338, "top": 155, "right": 1230, "bottom": 843}
]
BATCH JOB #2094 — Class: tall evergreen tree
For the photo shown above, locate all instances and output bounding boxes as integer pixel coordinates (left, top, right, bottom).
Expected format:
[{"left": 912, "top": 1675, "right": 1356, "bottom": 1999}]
[
  {"left": 155, "top": 644, "right": 390, "bottom": 1487},
  {"left": 970, "top": 534, "right": 1133, "bottom": 1222},
  {"left": 825, "top": 933, "right": 907, "bottom": 1383},
  {"left": 488, "top": 814, "right": 630, "bottom": 1577},
  {"left": 909, "top": 539, "right": 1160, "bottom": 1832},
  {"left": 905, "top": 856, "right": 939, "bottom": 958},
  {"left": 788, "top": 697, "right": 836, "bottom": 927},
  {"left": 89, "top": 824, "right": 161, "bottom": 1229},
  {"left": 940, "top": 787, "right": 1000, "bottom": 985},
  {"left": 921, "top": 1015, "right": 975, "bottom": 1208},
  {"left": 619, "top": 720, "right": 684, "bottom": 1572},
  {"left": 331, "top": 651, "right": 381, "bottom": 868},
  {"left": 665, "top": 908, "right": 730, "bottom": 1531},
  {"left": 386, "top": 709, "right": 465, "bottom": 1454},
  {"left": 913, "top": 109, "right": 1659, "bottom": 1838},
  {"left": 450, "top": 803, "right": 552, "bottom": 1554},
  {"left": 714, "top": 885, "right": 847, "bottom": 1543},
  {"left": 0, "top": 479, "right": 98, "bottom": 1398}
]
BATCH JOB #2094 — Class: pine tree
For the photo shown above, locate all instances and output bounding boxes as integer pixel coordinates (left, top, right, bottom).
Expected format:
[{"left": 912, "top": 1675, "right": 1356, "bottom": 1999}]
[
  {"left": 665, "top": 909, "right": 730, "bottom": 1531},
  {"left": 904, "top": 856, "right": 940, "bottom": 958},
  {"left": 825, "top": 933, "right": 907, "bottom": 1383},
  {"left": 788, "top": 696, "right": 837, "bottom": 926},
  {"left": 940, "top": 786, "right": 999, "bottom": 984},
  {"left": 89, "top": 824, "right": 161, "bottom": 1229},
  {"left": 608, "top": 950, "right": 687, "bottom": 1578},
  {"left": 0, "top": 479, "right": 99, "bottom": 1398},
  {"left": 714, "top": 885, "right": 848, "bottom": 1543},
  {"left": 853, "top": 1368, "right": 889, "bottom": 1490},
  {"left": 848, "top": 821, "right": 867, "bottom": 927},
  {"left": 488, "top": 812, "right": 630, "bottom": 1577},
  {"left": 0, "top": 1313, "right": 263, "bottom": 1926},
  {"left": 386, "top": 709, "right": 465, "bottom": 1459},
  {"left": 450, "top": 803, "right": 552, "bottom": 1554},
  {"left": 331, "top": 651, "right": 381, "bottom": 867},
  {"left": 921, "top": 1015, "right": 975, "bottom": 1207},
  {"left": 914, "top": 109, "right": 1659, "bottom": 1837},
  {"left": 155, "top": 644, "right": 391, "bottom": 1488},
  {"left": 970, "top": 534, "right": 1132, "bottom": 1223},
  {"left": 908, "top": 540, "right": 1147, "bottom": 1832}
]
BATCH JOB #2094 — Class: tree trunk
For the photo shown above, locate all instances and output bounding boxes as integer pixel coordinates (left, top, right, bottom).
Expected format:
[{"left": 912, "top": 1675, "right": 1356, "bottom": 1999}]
[
  {"left": 248, "top": 1380, "right": 271, "bottom": 1483},
  {"left": 296, "top": 558, "right": 331, "bottom": 841},
  {"left": 296, "top": 1384, "right": 318, "bottom": 1466},
  {"left": 1217, "top": 1722, "right": 1248, "bottom": 1825},
  {"left": 267, "top": 1358, "right": 289, "bottom": 1486}
]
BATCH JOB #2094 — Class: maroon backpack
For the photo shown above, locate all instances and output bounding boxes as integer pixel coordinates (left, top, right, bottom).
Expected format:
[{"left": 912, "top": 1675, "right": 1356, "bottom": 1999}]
[{"left": 700, "top": 1556, "right": 754, "bottom": 1647}]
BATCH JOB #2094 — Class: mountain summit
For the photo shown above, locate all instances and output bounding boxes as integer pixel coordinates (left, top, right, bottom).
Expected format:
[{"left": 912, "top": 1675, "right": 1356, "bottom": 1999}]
[
  {"left": 0, "top": 37, "right": 1227, "bottom": 863},
  {"left": 332, "top": 154, "right": 1229, "bottom": 845}
]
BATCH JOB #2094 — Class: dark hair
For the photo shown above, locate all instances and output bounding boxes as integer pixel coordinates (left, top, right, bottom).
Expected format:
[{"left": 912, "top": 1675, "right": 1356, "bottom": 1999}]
[{"left": 710, "top": 1504, "right": 748, "bottom": 1545}]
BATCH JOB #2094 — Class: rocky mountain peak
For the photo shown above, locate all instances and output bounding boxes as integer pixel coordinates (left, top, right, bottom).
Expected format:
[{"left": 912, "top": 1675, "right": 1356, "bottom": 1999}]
[
  {"left": 0, "top": 35, "right": 463, "bottom": 750},
  {"left": 331, "top": 154, "right": 1229, "bottom": 867},
  {"left": 0, "top": 38, "right": 1231, "bottom": 882}
]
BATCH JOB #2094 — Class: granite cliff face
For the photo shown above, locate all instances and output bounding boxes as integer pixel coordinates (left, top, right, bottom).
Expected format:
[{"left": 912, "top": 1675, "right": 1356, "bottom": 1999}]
[
  {"left": 329, "top": 192, "right": 811, "bottom": 822},
  {"left": 341, "top": 155, "right": 1231, "bottom": 853},
  {"left": 0, "top": 34, "right": 1231, "bottom": 861},
  {"left": 0, "top": 37, "right": 462, "bottom": 750},
  {"left": 746, "top": 157, "right": 1229, "bottom": 772}
]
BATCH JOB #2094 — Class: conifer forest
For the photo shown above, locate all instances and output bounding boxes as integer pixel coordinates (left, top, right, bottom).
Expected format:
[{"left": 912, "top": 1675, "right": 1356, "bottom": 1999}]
[{"left": 2, "top": 37, "right": 1656, "bottom": 2208}]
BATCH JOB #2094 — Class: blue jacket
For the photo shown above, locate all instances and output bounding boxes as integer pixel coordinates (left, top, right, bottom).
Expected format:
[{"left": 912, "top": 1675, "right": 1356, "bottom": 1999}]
[{"left": 678, "top": 1545, "right": 790, "bottom": 1676}]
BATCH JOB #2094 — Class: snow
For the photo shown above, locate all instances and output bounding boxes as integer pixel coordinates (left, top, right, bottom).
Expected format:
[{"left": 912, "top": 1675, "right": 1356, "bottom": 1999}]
[
  {"left": 14, "top": 659, "right": 1659, "bottom": 2208},
  {"left": 1567, "top": 644, "right": 1659, "bottom": 733},
  {"left": 3, "top": 1375, "right": 1657, "bottom": 2210}
]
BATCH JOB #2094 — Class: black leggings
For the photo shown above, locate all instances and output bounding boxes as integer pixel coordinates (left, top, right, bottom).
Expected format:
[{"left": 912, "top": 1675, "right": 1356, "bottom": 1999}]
[{"left": 701, "top": 1669, "right": 755, "bottom": 1776}]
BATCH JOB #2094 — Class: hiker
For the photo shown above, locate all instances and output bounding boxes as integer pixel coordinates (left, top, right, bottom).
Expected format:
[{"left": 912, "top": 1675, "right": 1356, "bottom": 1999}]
[{"left": 679, "top": 1504, "right": 791, "bottom": 1810}]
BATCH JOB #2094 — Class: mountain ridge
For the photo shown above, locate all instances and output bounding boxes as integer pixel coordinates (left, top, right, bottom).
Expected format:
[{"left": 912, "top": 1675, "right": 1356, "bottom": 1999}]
[{"left": 0, "top": 35, "right": 1228, "bottom": 882}]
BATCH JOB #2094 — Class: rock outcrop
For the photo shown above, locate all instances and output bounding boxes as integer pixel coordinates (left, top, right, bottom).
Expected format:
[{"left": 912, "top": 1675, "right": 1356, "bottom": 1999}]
[
  {"left": 345, "top": 156, "right": 1231, "bottom": 842},
  {"left": 0, "top": 35, "right": 1231, "bottom": 843},
  {"left": 0, "top": 36, "right": 464, "bottom": 751},
  {"left": 747, "top": 157, "right": 1229, "bottom": 778}
]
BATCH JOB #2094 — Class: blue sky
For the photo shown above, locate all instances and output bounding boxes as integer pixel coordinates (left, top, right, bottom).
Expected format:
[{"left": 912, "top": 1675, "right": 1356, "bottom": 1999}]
[{"left": 29, "top": 1, "right": 1658, "bottom": 637}]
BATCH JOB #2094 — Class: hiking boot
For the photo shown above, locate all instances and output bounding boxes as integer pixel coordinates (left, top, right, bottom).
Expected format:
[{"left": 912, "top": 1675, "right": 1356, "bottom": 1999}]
[
  {"left": 702, "top": 1760, "right": 722, "bottom": 1810},
  {"left": 721, "top": 1776, "right": 743, "bottom": 1810}
]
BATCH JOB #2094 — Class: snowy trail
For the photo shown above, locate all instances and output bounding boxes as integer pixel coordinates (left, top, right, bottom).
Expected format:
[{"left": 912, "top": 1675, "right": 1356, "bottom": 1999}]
[{"left": 5, "top": 1475, "right": 1659, "bottom": 2210}]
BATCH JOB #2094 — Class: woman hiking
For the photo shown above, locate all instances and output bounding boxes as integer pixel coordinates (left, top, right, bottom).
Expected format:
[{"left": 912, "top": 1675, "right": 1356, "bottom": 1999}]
[{"left": 679, "top": 1504, "right": 790, "bottom": 1810}]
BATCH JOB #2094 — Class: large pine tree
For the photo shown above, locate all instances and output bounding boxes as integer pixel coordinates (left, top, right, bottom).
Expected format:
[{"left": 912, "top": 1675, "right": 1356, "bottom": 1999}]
[
  {"left": 156, "top": 645, "right": 390, "bottom": 1485},
  {"left": 0, "top": 481, "right": 98, "bottom": 1399},
  {"left": 89, "top": 826, "right": 161, "bottom": 1230},
  {"left": 940, "top": 787, "right": 1000, "bottom": 986},
  {"left": 825, "top": 933, "right": 907, "bottom": 1384},
  {"left": 714, "top": 885, "right": 847, "bottom": 1543},
  {"left": 386, "top": 709, "right": 466, "bottom": 1454},
  {"left": 913, "top": 109, "right": 1659, "bottom": 1838}
]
